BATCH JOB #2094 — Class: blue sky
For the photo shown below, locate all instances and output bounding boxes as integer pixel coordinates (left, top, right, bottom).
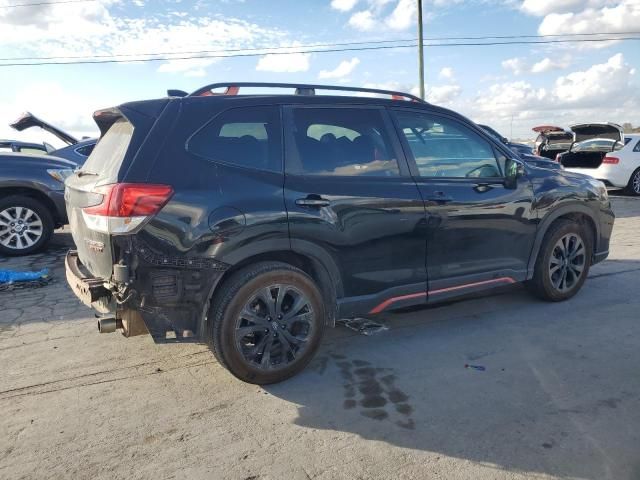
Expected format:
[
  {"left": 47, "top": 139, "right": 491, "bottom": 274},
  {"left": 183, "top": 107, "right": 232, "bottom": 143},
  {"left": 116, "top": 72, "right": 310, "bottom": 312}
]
[{"left": 0, "top": 0, "right": 638, "bottom": 145}]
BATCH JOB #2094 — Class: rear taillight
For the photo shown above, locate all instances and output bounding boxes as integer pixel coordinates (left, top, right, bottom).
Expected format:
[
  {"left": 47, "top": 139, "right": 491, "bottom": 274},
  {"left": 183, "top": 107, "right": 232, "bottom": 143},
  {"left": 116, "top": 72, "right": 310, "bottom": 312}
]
[
  {"left": 602, "top": 156, "right": 620, "bottom": 165},
  {"left": 82, "top": 183, "right": 173, "bottom": 234}
]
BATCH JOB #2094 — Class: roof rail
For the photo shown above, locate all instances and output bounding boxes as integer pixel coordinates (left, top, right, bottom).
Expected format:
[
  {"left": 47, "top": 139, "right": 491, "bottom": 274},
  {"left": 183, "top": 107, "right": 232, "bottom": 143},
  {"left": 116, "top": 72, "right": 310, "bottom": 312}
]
[{"left": 189, "top": 82, "right": 425, "bottom": 103}]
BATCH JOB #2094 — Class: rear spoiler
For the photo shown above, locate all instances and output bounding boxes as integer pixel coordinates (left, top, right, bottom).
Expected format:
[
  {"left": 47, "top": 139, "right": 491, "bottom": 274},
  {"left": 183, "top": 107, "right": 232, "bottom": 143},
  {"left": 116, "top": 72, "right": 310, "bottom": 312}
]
[{"left": 10, "top": 112, "right": 78, "bottom": 145}]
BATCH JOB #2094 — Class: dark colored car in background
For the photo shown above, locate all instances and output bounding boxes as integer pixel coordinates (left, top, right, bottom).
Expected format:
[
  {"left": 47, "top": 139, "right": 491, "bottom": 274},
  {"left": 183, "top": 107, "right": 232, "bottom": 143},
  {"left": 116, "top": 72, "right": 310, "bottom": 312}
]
[
  {"left": 478, "top": 124, "right": 534, "bottom": 156},
  {"left": 0, "top": 139, "right": 49, "bottom": 155},
  {"left": 10, "top": 112, "right": 96, "bottom": 165},
  {"left": 64, "top": 83, "right": 614, "bottom": 384},
  {"left": 478, "top": 124, "right": 561, "bottom": 170},
  {"left": 0, "top": 152, "right": 74, "bottom": 255}
]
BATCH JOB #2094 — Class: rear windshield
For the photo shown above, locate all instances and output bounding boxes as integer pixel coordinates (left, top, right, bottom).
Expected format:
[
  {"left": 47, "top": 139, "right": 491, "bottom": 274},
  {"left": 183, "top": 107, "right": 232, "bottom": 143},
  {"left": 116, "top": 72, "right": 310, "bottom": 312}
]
[{"left": 81, "top": 119, "right": 133, "bottom": 182}]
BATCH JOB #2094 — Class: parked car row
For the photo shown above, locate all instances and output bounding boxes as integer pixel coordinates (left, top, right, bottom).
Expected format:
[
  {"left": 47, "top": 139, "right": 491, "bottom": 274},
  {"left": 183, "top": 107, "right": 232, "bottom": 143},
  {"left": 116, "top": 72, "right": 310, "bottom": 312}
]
[
  {"left": 531, "top": 123, "right": 640, "bottom": 195},
  {"left": 0, "top": 113, "right": 98, "bottom": 255}
]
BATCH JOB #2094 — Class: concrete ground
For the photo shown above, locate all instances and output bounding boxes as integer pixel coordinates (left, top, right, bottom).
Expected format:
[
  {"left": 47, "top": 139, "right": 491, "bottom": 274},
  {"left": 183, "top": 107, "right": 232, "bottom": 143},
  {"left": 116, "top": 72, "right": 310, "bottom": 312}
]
[{"left": 1, "top": 196, "right": 639, "bottom": 480}]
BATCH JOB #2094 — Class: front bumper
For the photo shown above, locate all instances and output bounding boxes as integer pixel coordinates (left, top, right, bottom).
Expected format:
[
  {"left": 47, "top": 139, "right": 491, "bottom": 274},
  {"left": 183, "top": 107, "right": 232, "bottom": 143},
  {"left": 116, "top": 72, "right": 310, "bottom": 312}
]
[{"left": 65, "top": 250, "right": 113, "bottom": 313}]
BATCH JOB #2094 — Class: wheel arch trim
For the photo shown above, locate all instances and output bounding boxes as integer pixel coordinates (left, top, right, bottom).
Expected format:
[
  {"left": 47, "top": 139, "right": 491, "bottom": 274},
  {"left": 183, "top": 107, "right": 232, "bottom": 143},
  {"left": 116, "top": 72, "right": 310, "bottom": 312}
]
[{"left": 527, "top": 203, "right": 600, "bottom": 277}]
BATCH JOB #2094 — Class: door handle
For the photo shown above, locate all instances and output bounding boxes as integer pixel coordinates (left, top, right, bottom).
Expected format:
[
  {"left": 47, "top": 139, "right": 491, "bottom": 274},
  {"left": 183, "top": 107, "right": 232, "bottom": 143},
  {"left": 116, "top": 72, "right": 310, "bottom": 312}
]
[{"left": 295, "top": 197, "right": 331, "bottom": 207}]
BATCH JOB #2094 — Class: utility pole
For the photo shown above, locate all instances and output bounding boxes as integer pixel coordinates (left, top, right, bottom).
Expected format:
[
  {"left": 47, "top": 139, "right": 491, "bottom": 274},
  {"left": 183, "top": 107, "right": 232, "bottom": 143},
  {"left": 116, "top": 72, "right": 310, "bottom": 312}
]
[{"left": 418, "top": 0, "right": 425, "bottom": 100}]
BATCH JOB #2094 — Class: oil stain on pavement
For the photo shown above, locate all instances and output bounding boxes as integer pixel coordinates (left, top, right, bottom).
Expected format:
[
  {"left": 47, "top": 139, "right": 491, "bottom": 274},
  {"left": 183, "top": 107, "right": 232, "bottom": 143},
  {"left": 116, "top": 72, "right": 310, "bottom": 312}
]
[{"left": 330, "top": 353, "right": 415, "bottom": 430}]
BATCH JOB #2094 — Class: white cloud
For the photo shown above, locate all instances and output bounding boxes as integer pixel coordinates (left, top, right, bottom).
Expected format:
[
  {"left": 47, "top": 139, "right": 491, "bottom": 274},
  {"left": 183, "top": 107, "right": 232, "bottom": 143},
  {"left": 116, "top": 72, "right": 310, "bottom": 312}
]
[
  {"left": 0, "top": 3, "right": 287, "bottom": 77},
  {"left": 439, "top": 67, "right": 454, "bottom": 79},
  {"left": 318, "top": 57, "right": 360, "bottom": 79},
  {"left": 344, "top": 0, "right": 429, "bottom": 31},
  {"left": 256, "top": 48, "right": 310, "bottom": 73},
  {"left": 538, "top": 1, "right": 640, "bottom": 36},
  {"left": 531, "top": 57, "right": 565, "bottom": 73},
  {"left": 386, "top": 0, "right": 416, "bottom": 30},
  {"left": 553, "top": 53, "right": 635, "bottom": 105},
  {"left": 157, "top": 58, "right": 219, "bottom": 78},
  {"left": 330, "top": 0, "right": 359, "bottom": 11},
  {"left": 502, "top": 57, "right": 527, "bottom": 75},
  {"left": 426, "top": 85, "right": 462, "bottom": 105},
  {"left": 520, "top": 0, "right": 608, "bottom": 17},
  {"left": 348, "top": 10, "right": 377, "bottom": 30},
  {"left": 472, "top": 54, "right": 637, "bottom": 124},
  {"left": 0, "top": 82, "right": 120, "bottom": 145}
]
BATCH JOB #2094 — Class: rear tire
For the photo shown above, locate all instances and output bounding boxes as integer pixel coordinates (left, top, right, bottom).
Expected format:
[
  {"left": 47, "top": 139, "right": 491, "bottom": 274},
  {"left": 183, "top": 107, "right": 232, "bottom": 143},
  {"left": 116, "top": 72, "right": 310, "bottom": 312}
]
[
  {"left": 207, "top": 261, "right": 325, "bottom": 384},
  {"left": 625, "top": 167, "right": 640, "bottom": 196},
  {"left": 527, "top": 219, "right": 592, "bottom": 302},
  {"left": 0, "top": 195, "right": 54, "bottom": 256}
]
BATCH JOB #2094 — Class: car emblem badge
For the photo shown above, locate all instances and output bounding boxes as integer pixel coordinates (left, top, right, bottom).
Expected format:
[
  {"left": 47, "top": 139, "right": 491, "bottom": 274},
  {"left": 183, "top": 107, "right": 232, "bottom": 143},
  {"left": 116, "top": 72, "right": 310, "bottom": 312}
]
[{"left": 85, "top": 239, "right": 104, "bottom": 253}]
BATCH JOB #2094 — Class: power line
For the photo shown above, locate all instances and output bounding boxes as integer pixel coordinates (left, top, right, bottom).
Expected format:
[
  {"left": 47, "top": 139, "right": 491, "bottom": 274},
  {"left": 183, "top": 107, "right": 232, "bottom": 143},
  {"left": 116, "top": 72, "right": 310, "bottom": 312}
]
[
  {"left": 0, "top": 0, "right": 95, "bottom": 7},
  {"left": 0, "top": 36, "right": 638, "bottom": 67},
  {"left": 2, "top": 31, "right": 638, "bottom": 62}
]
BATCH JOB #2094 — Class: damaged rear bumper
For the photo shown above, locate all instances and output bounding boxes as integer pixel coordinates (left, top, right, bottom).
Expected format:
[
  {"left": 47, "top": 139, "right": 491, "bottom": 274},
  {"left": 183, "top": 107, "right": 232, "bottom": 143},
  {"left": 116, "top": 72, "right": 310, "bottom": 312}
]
[{"left": 65, "top": 250, "right": 113, "bottom": 313}]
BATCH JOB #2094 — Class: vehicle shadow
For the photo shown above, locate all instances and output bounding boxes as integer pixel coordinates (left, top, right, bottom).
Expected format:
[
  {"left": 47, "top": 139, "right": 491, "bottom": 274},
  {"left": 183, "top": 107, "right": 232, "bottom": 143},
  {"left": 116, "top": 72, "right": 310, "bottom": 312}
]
[{"left": 265, "top": 266, "right": 640, "bottom": 479}]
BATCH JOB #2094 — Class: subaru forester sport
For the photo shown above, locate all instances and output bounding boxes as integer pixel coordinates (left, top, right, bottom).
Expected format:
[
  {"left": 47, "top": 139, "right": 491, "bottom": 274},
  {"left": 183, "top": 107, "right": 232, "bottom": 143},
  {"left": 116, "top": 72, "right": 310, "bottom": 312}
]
[{"left": 65, "top": 83, "right": 614, "bottom": 384}]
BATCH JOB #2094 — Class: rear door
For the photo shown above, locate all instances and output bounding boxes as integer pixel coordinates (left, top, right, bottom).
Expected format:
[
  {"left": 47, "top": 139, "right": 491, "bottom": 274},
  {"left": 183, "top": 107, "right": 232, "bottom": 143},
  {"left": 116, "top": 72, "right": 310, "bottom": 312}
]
[
  {"left": 283, "top": 105, "right": 427, "bottom": 313},
  {"left": 64, "top": 118, "right": 135, "bottom": 278},
  {"left": 391, "top": 108, "right": 537, "bottom": 299}
]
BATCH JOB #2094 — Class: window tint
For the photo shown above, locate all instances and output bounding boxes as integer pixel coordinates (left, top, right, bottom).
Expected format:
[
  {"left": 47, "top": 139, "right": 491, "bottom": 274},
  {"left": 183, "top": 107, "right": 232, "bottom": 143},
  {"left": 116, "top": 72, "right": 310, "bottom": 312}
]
[
  {"left": 188, "top": 106, "right": 281, "bottom": 172},
  {"left": 287, "top": 108, "right": 399, "bottom": 176},
  {"left": 634, "top": 140, "right": 640, "bottom": 153},
  {"left": 82, "top": 119, "right": 134, "bottom": 182},
  {"left": 395, "top": 111, "right": 501, "bottom": 178}
]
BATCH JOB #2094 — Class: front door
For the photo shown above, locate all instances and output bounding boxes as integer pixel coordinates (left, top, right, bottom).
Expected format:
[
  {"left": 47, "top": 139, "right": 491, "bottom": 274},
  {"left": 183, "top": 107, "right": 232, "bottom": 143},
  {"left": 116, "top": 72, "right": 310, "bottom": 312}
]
[
  {"left": 391, "top": 108, "right": 537, "bottom": 301},
  {"left": 283, "top": 105, "right": 427, "bottom": 315}
]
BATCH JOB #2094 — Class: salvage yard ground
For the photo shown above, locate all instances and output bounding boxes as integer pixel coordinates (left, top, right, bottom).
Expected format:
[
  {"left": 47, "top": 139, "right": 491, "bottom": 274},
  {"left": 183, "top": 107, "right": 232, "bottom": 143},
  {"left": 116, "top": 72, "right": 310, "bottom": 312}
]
[{"left": 1, "top": 195, "right": 639, "bottom": 480}]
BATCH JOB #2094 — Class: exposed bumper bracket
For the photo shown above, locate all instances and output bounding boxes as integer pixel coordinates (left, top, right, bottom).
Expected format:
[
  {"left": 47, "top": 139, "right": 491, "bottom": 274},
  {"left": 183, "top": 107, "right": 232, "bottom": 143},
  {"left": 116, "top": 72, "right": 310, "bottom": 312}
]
[{"left": 65, "top": 250, "right": 112, "bottom": 312}]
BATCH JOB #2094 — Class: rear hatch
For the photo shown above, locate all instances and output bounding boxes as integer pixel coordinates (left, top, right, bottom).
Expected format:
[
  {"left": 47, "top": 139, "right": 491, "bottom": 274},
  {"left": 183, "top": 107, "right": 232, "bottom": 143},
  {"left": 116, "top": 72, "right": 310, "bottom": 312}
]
[
  {"left": 570, "top": 122, "right": 624, "bottom": 144},
  {"left": 533, "top": 127, "right": 572, "bottom": 159},
  {"left": 11, "top": 112, "right": 78, "bottom": 146},
  {"left": 64, "top": 100, "right": 172, "bottom": 279},
  {"left": 561, "top": 123, "right": 624, "bottom": 169}
]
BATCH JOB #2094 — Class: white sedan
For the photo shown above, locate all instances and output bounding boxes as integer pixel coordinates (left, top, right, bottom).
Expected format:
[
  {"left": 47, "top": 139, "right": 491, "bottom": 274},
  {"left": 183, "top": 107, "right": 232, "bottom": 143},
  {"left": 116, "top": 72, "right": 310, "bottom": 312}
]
[{"left": 565, "top": 133, "right": 640, "bottom": 196}]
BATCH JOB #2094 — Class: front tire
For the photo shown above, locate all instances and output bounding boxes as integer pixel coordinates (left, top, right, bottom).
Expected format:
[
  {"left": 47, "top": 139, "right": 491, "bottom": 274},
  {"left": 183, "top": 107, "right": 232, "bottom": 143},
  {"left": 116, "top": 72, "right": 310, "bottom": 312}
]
[
  {"left": 0, "top": 195, "right": 54, "bottom": 256},
  {"left": 207, "top": 262, "right": 326, "bottom": 384},
  {"left": 527, "top": 220, "right": 592, "bottom": 301},
  {"left": 626, "top": 167, "right": 640, "bottom": 196}
]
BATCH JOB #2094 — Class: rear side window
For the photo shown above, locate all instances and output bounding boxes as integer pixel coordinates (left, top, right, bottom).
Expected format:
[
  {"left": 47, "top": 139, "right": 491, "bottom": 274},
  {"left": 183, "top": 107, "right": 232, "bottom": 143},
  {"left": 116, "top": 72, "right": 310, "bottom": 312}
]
[
  {"left": 287, "top": 107, "right": 399, "bottom": 177},
  {"left": 634, "top": 140, "right": 640, "bottom": 153},
  {"left": 394, "top": 111, "right": 501, "bottom": 178},
  {"left": 82, "top": 119, "right": 134, "bottom": 182},
  {"left": 188, "top": 106, "right": 282, "bottom": 172}
]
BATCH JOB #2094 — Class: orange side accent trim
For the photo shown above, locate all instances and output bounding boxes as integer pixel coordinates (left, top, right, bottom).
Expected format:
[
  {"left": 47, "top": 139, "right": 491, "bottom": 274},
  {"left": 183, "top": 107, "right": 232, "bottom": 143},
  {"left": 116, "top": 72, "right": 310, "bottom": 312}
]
[
  {"left": 368, "top": 277, "right": 516, "bottom": 314},
  {"left": 369, "top": 292, "right": 427, "bottom": 314}
]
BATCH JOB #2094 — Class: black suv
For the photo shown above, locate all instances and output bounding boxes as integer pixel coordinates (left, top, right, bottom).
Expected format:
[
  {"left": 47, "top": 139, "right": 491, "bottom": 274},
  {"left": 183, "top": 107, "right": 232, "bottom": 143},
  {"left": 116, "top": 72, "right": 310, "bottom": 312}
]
[{"left": 65, "top": 83, "right": 614, "bottom": 384}]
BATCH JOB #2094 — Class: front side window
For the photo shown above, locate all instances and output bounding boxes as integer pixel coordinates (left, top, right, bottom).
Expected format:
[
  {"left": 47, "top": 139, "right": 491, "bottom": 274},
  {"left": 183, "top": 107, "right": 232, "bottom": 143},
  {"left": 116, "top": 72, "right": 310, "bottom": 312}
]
[
  {"left": 287, "top": 107, "right": 400, "bottom": 177},
  {"left": 394, "top": 111, "right": 501, "bottom": 178},
  {"left": 188, "top": 106, "right": 281, "bottom": 172}
]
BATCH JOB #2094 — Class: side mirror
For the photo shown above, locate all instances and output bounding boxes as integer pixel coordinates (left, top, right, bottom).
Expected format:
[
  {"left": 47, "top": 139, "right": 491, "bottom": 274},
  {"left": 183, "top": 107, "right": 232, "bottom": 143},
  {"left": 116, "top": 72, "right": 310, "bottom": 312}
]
[
  {"left": 501, "top": 137, "right": 509, "bottom": 144},
  {"left": 504, "top": 158, "right": 525, "bottom": 189}
]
